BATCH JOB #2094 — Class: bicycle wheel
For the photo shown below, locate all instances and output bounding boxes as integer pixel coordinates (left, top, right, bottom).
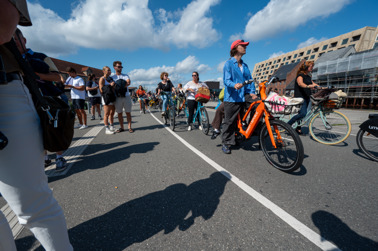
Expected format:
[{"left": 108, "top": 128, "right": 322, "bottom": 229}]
[
  {"left": 142, "top": 101, "right": 146, "bottom": 114},
  {"left": 259, "top": 120, "right": 304, "bottom": 172},
  {"left": 309, "top": 110, "right": 351, "bottom": 145},
  {"left": 169, "top": 106, "right": 176, "bottom": 130},
  {"left": 356, "top": 129, "right": 378, "bottom": 161},
  {"left": 199, "top": 107, "right": 210, "bottom": 135},
  {"left": 184, "top": 105, "right": 189, "bottom": 124}
]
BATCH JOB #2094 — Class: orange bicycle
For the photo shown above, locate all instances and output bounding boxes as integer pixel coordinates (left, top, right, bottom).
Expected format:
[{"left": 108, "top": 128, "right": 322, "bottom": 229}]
[{"left": 235, "top": 77, "right": 304, "bottom": 172}]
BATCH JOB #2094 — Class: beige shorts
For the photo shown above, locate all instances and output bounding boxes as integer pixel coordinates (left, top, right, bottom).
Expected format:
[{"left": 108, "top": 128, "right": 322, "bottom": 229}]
[{"left": 114, "top": 96, "right": 132, "bottom": 113}]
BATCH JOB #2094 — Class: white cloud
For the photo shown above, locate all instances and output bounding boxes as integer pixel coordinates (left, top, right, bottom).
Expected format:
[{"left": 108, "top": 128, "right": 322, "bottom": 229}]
[
  {"left": 22, "top": 0, "right": 221, "bottom": 56},
  {"left": 269, "top": 51, "right": 285, "bottom": 59},
  {"left": 128, "top": 55, "right": 210, "bottom": 89},
  {"left": 234, "top": 0, "right": 351, "bottom": 41},
  {"left": 297, "top": 37, "right": 328, "bottom": 49},
  {"left": 217, "top": 60, "right": 227, "bottom": 73}
]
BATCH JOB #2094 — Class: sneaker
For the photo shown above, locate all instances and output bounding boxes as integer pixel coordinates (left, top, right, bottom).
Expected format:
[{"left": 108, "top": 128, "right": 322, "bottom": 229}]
[
  {"left": 55, "top": 157, "right": 68, "bottom": 172},
  {"left": 79, "top": 125, "right": 88, "bottom": 130},
  {"left": 105, "top": 127, "right": 115, "bottom": 135},
  {"left": 74, "top": 124, "right": 83, "bottom": 129},
  {"left": 140, "top": 110, "right": 142, "bottom": 113},
  {"left": 91, "top": 116, "right": 95, "bottom": 120},
  {"left": 211, "top": 129, "right": 220, "bottom": 140},
  {"left": 109, "top": 125, "right": 115, "bottom": 131},
  {"left": 222, "top": 144, "right": 231, "bottom": 154},
  {"left": 199, "top": 125, "right": 203, "bottom": 131},
  {"left": 188, "top": 125, "right": 192, "bottom": 131},
  {"left": 44, "top": 159, "right": 52, "bottom": 167},
  {"left": 161, "top": 112, "right": 165, "bottom": 116}
]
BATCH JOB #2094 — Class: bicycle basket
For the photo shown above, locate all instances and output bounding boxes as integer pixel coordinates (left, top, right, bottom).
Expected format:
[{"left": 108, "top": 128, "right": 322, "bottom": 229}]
[
  {"left": 323, "top": 98, "right": 343, "bottom": 109},
  {"left": 264, "top": 101, "right": 302, "bottom": 115}
]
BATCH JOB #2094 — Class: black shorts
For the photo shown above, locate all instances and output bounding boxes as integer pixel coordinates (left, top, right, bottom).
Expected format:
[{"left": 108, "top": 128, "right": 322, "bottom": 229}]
[
  {"left": 72, "top": 99, "right": 85, "bottom": 110},
  {"left": 89, "top": 97, "right": 101, "bottom": 106}
]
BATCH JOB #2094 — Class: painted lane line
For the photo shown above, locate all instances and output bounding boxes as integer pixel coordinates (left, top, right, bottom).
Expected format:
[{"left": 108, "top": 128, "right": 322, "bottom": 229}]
[{"left": 150, "top": 112, "right": 340, "bottom": 251}]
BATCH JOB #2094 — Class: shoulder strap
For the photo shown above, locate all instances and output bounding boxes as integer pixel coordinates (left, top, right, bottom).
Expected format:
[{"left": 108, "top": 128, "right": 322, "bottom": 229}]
[{"left": 5, "top": 39, "right": 48, "bottom": 108}]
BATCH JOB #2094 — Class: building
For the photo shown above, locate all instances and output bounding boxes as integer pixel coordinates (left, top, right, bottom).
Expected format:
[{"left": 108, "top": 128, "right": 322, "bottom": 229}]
[{"left": 253, "top": 26, "right": 378, "bottom": 82}]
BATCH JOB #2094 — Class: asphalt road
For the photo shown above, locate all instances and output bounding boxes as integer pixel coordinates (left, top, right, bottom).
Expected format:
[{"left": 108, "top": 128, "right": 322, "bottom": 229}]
[{"left": 3, "top": 102, "right": 378, "bottom": 250}]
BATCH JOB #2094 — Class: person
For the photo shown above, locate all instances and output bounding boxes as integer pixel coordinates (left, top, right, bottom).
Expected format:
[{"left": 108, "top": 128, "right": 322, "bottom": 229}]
[
  {"left": 222, "top": 39, "right": 257, "bottom": 154},
  {"left": 175, "top": 83, "right": 185, "bottom": 116},
  {"left": 99, "top": 66, "right": 116, "bottom": 135},
  {"left": 86, "top": 73, "right": 102, "bottom": 120},
  {"left": 65, "top": 67, "right": 88, "bottom": 129},
  {"left": 136, "top": 85, "right": 148, "bottom": 113},
  {"left": 0, "top": 0, "right": 73, "bottom": 250},
  {"left": 287, "top": 60, "right": 319, "bottom": 134},
  {"left": 13, "top": 28, "right": 69, "bottom": 171},
  {"left": 210, "top": 88, "right": 225, "bottom": 139},
  {"left": 157, "top": 72, "right": 175, "bottom": 116},
  {"left": 110, "top": 61, "right": 133, "bottom": 133},
  {"left": 183, "top": 71, "right": 209, "bottom": 131}
]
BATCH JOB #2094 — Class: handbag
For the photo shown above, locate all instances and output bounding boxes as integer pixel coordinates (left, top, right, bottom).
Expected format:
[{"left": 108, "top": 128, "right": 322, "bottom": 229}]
[
  {"left": 195, "top": 87, "right": 210, "bottom": 103},
  {"left": 6, "top": 40, "right": 75, "bottom": 152}
]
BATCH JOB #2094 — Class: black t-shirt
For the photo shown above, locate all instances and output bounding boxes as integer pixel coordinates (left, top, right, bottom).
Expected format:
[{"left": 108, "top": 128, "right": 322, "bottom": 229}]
[
  {"left": 157, "top": 80, "right": 174, "bottom": 92},
  {"left": 294, "top": 73, "right": 312, "bottom": 99}
]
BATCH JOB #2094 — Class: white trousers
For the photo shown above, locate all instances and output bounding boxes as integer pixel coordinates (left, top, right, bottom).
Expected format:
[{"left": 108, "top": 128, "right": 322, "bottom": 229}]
[{"left": 0, "top": 80, "right": 72, "bottom": 250}]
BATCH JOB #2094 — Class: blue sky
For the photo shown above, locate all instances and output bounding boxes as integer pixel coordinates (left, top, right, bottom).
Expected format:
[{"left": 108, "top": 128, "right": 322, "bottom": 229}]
[{"left": 21, "top": 0, "right": 377, "bottom": 90}]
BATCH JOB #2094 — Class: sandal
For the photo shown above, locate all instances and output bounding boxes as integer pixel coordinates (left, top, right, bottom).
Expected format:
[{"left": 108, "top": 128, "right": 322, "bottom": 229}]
[
  {"left": 116, "top": 128, "right": 125, "bottom": 133},
  {"left": 128, "top": 128, "right": 134, "bottom": 133}
]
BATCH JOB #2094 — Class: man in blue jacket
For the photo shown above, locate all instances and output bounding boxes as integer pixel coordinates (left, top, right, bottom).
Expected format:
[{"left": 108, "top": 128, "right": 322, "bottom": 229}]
[{"left": 222, "top": 39, "right": 257, "bottom": 154}]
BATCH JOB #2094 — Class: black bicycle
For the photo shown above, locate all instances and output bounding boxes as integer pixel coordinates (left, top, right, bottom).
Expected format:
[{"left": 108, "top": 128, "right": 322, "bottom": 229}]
[{"left": 356, "top": 113, "right": 378, "bottom": 161}]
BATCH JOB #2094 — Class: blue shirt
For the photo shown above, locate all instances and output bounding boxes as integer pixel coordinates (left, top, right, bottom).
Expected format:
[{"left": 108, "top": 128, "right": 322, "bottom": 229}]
[{"left": 223, "top": 57, "right": 255, "bottom": 102}]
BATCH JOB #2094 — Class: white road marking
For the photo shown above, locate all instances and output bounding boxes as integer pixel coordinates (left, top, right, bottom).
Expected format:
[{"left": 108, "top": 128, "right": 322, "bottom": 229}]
[{"left": 150, "top": 112, "right": 340, "bottom": 251}]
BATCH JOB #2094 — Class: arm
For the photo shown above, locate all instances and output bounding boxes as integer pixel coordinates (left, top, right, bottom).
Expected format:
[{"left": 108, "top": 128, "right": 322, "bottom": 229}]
[
  {"left": 0, "top": 0, "right": 19, "bottom": 45},
  {"left": 36, "top": 72, "right": 61, "bottom": 82},
  {"left": 99, "top": 77, "right": 104, "bottom": 93},
  {"left": 223, "top": 61, "right": 243, "bottom": 90}
]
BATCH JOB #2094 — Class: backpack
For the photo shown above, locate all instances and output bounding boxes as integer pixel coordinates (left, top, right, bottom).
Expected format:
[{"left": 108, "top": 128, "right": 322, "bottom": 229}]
[
  {"left": 87, "top": 81, "right": 98, "bottom": 96},
  {"left": 114, "top": 79, "right": 127, "bottom": 97}
]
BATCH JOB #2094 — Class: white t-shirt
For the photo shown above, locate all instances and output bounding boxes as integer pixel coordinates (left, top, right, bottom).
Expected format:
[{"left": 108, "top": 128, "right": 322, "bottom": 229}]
[
  {"left": 110, "top": 73, "right": 130, "bottom": 96},
  {"left": 183, "top": 81, "right": 208, "bottom": 100},
  {"left": 66, "top": 76, "right": 85, "bottom": 100}
]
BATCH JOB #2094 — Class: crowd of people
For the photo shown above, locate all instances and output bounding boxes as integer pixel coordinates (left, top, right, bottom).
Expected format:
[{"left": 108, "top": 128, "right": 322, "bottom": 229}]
[{"left": 0, "top": 0, "right": 321, "bottom": 249}]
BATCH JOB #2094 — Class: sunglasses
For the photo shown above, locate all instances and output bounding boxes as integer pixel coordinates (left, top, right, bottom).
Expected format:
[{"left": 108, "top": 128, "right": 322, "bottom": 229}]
[
  {"left": 192, "top": 75, "right": 198, "bottom": 77},
  {"left": 116, "top": 66, "right": 123, "bottom": 68}
]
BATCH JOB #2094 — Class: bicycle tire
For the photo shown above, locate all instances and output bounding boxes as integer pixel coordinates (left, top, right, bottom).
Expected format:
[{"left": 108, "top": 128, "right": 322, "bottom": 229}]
[
  {"left": 169, "top": 106, "right": 176, "bottom": 130},
  {"left": 184, "top": 106, "right": 189, "bottom": 124},
  {"left": 309, "top": 110, "right": 351, "bottom": 145},
  {"left": 199, "top": 107, "right": 210, "bottom": 135},
  {"left": 259, "top": 119, "right": 304, "bottom": 172},
  {"left": 142, "top": 101, "right": 146, "bottom": 114},
  {"left": 356, "top": 129, "right": 378, "bottom": 161}
]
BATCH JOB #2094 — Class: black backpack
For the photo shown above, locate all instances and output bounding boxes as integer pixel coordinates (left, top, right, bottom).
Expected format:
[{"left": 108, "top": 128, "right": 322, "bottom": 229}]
[{"left": 114, "top": 79, "right": 127, "bottom": 97}]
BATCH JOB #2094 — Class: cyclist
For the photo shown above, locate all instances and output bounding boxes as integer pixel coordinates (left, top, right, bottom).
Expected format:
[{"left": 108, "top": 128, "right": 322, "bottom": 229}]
[
  {"left": 184, "top": 71, "right": 209, "bottom": 131},
  {"left": 136, "top": 85, "right": 148, "bottom": 113},
  {"left": 287, "top": 61, "right": 319, "bottom": 134},
  {"left": 157, "top": 72, "right": 175, "bottom": 116},
  {"left": 175, "top": 83, "right": 186, "bottom": 116},
  {"left": 222, "top": 39, "right": 257, "bottom": 154}
]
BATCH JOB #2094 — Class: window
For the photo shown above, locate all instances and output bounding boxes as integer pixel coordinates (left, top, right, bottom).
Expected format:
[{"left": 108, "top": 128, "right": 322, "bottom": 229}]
[
  {"left": 304, "top": 56, "right": 309, "bottom": 60},
  {"left": 313, "top": 47, "right": 319, "bottom": 53},
  {"left": 285, "top": 62, "right": 288, "bottom": 65},
  {"left": 269, "top": 62, "right": 272, "bottom": 65},
  {"left": 293, "top": 54, "right": 297, "bottom": 59},
  {"left": 267, "top": 67, "right": 270, "bottom": 70},
  {"left": 322, "top": 45, "right": 328, "bottom": 50},
  {"left": 283, "top": 57, "right": 286, "bottom": 61},
  {"left": 291, "top": 60, "right": 295, "bottom": 63},
  {"left": 307, "top": 50, "right": 311, "bottom": 55},
  {"left": 299, "top": 52, "right": 304, "bottom": 57},
  {"left": 341, "top": 38, "right": 348, "bottom": 45},
  {"left": 270, "top": 70, "right": 273, "bottom": 73},
  {"left": 330, "top": 42, "right": 337, "bottom": 48},
  {"left": 352, "top": 35, "right": 361, "bottom": 42},
  {"left": 287, "top": 56, "right": 292, "bottom": 60},
  {"left": 273, "top": 60, "right": 276, "bottom": 64},
  {"left": 277, "top": 59, "right": 281, "bottom": 63},
  {"left": 310, "top": 55, "right": 315, "bottom": 59},
  {"left": 297, "top": 59, "right": 301, "bottom": 62},
  {"left": 281, "top": 63, "right": 284, "bottom": 66}
]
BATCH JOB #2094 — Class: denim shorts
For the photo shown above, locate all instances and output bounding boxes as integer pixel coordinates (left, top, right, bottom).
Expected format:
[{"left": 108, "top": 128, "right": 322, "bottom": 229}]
[{"left": 72, "top": 99, "right": 85, "bottom": 110}]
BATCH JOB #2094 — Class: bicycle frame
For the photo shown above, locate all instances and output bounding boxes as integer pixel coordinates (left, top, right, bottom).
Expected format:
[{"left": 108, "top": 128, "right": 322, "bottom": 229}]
[
  {"left": 236, "top": 78, "right": 282, "bottom": 148},
  {"left": 185, "top": 101, "right": 205, "bottom": 124}
]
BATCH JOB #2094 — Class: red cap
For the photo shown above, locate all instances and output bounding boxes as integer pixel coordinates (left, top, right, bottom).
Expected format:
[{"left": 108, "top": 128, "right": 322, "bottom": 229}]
[{"left": 231, "top": 39, "right": 249, "bottom": 50}]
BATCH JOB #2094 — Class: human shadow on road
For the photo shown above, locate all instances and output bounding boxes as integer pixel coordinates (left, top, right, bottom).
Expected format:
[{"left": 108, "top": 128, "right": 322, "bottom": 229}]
[
  {"left": 312, "top": 210, "right": 378, "bottom": 250},
  {"left": 17, "top": 171, "right": 230, "bottom": 250},
  {"left": 48, "top": 141, "right": 159, "bottom": 182}
]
